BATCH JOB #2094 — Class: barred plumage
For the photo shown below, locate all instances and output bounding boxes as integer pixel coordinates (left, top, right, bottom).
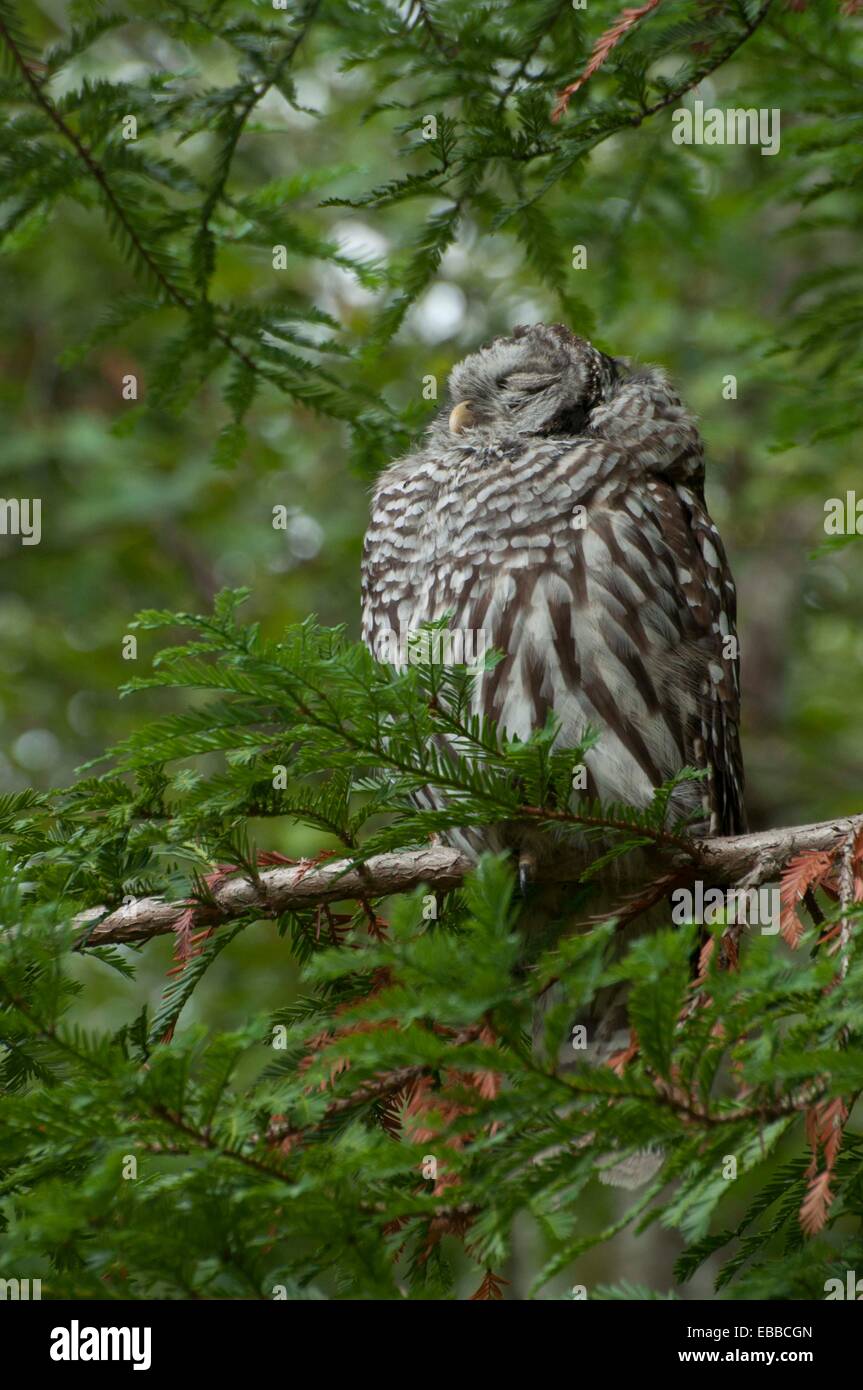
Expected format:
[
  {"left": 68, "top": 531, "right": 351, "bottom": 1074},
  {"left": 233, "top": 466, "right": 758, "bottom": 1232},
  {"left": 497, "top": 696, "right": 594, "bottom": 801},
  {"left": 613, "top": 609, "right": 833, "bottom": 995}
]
[{"left": 362, "top": 322, "right": 745, "bottom": 860}]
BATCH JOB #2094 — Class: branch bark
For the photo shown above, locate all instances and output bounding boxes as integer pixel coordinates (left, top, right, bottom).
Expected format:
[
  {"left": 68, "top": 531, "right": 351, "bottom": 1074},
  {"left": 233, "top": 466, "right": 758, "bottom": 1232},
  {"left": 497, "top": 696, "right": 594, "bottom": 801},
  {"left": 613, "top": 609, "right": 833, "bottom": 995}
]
[{"left": 75, "top": 811, "right": 863, "bottom": 948}]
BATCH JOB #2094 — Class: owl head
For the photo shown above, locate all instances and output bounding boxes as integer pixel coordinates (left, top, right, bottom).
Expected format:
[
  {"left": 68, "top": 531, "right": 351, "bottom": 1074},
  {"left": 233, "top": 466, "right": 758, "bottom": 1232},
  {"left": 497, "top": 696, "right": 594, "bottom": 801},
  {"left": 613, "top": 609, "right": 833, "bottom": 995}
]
[{"left": 442, "top": 323, "right": 620, "bottom": 439}]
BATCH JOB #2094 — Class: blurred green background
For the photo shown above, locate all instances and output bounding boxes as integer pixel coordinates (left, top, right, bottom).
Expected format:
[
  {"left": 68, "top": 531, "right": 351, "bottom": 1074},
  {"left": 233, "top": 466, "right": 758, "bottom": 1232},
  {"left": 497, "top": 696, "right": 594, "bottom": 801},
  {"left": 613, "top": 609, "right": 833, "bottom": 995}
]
[{"left": 1, "top": 0, "right": 861, "bottom": 1295}]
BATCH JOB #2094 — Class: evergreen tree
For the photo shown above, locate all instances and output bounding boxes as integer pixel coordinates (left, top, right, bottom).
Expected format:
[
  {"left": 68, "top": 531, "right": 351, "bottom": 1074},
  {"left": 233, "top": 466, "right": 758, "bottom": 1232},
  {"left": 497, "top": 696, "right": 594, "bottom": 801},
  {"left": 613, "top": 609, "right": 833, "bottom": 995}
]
[{"left": 1, "top": 0, "right": 862, "bottom": 1300}]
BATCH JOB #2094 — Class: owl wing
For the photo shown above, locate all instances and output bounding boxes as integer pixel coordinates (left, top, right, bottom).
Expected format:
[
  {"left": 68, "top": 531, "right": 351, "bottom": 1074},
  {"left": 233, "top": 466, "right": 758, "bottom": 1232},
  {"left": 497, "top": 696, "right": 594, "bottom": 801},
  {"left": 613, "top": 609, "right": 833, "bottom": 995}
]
[
  {"left": 670, "top": 479, "right": 746, "bottom": 836},
  {"left": 452, "top": 439, "right": 743, "bottom": 836},
  {"left": 589, "top": 365, "right": 745, "bottom": 834}
]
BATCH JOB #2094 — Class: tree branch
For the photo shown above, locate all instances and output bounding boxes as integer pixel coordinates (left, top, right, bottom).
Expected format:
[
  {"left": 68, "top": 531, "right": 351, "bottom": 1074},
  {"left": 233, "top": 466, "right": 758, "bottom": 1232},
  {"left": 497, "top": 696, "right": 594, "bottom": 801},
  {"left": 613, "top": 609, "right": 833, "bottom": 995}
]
[
  {"left": 195, "top": 0, "right": 322, "bottom": 303},
  {"left": 0, "top": 4, "right": 376, "bottom": 426},
  {"left": 74, "top": 811, "right": 863, "bottom": 948},
  {"left": 552, "top": 0, "right": 774, "bottom": 124}
]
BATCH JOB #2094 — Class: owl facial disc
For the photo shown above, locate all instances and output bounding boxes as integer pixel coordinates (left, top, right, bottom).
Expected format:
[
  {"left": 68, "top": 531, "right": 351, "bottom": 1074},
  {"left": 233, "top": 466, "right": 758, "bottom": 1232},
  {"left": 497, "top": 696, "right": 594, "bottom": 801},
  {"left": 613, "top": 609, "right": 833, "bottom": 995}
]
[{"left": 442, "top": 323, "right": 621, "bottom": 440}]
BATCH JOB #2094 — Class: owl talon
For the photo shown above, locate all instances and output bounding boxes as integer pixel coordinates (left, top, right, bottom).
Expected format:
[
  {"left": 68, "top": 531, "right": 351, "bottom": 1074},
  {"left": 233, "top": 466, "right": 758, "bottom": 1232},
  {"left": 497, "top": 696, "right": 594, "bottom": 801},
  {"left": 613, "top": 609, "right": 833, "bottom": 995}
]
[{"left": 518, "top": 850, "right": 536, "bottom": 898}]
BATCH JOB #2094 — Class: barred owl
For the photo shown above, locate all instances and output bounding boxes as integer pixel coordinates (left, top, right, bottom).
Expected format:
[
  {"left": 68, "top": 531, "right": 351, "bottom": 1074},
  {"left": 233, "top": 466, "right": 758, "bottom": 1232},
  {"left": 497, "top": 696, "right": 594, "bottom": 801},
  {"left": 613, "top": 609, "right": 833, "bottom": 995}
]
[{"left": 361, "top": 323, "right": 745, "bottom": 1158}]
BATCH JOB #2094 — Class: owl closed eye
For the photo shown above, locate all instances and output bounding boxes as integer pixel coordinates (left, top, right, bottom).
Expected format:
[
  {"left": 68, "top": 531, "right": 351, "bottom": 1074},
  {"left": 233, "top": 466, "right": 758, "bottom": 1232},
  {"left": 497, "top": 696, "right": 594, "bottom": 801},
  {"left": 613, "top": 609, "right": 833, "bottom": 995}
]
[{"left": 443, "top": 322, "right": 619, "bottom": 438}]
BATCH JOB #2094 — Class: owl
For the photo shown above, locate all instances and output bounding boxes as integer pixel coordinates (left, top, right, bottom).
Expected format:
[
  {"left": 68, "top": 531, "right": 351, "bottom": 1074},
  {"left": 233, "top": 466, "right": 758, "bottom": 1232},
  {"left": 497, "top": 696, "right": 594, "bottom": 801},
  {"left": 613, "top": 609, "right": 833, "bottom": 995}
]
[{"left": 361, "top": 323, "right": 745, "bottom": 1130}]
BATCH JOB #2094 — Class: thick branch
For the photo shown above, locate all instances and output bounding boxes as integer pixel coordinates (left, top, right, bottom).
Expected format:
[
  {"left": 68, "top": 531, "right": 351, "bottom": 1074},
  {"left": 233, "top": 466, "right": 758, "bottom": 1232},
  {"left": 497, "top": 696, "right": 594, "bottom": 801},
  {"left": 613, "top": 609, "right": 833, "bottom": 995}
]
[
  {"left": 74, "top": 846, "right": 474, "bottom": 946},
  {"left": 74, "top": 812, "right": 863, "bottom": 948},
  {"left": 686, "top": 814, "right": 863, "bottom": 887}
]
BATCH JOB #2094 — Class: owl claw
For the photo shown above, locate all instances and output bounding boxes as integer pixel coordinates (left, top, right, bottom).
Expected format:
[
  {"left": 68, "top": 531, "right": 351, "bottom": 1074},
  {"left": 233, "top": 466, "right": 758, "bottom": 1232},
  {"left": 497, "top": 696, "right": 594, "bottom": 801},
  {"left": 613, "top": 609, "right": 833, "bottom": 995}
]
[{"left": 518, "top": 850, "right": 536, "bottom": 898}]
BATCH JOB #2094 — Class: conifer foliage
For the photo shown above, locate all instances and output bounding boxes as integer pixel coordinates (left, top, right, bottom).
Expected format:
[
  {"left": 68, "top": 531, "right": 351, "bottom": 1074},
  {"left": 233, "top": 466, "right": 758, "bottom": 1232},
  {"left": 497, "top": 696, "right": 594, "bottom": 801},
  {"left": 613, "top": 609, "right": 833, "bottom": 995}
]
[{"left": 1, "top": 0, "right": 862, "bottom": 1300}]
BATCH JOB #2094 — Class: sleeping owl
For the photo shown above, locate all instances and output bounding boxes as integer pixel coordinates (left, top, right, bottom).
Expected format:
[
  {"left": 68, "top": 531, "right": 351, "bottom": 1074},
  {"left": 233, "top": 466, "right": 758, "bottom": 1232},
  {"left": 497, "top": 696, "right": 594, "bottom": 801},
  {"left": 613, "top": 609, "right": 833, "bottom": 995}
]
[
  {"left": 362, "top": 321, "right": 744, "bottom": 852},
  {"left": 361, "top": 324, "right": 745, "bottom": 1180}
]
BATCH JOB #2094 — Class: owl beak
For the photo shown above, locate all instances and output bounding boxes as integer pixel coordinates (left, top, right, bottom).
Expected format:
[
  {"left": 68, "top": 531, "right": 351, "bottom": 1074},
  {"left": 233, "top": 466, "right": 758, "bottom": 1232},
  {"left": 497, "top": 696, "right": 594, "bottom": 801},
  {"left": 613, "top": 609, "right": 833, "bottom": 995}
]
[{"left": 449, "top": 400, "right": 476, "bottom": 434}]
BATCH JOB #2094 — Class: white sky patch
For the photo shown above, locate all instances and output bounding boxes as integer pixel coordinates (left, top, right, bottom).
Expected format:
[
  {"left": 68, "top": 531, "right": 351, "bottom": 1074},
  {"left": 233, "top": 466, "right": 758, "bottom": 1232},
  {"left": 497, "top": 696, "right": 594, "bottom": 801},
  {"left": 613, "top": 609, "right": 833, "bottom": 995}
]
[
  {"left": 330, "top": 219, "right": 389, "bottom": 262},
  {"left": 507, "top": 298, "right": 547, "bottom": 328},
  {"left": 440, "top": 244, "right": 471, "bottom": 276},
  {"left": 292, "top": 71, "right": 330, "bottom": 115},
  {"left": 13, "top": 729, "right": 61, "bottom": 772},
  {"left": 482, "top": 240, "right": 521, "bottom": 281},
  {"left": 269, "top": 509, "right": 325, "bottom": 571},
  {"left": 257, "top": 86, "right": 299, "bottom": 129},
  {"left": 318, "top": 220, "right": 389, "bottom": 313},
  {"left": 411, "top": 282, "right": 467, "bottom": 343},
  {"left": 285, "top": 510, "right": 324, "bottom": 560}
]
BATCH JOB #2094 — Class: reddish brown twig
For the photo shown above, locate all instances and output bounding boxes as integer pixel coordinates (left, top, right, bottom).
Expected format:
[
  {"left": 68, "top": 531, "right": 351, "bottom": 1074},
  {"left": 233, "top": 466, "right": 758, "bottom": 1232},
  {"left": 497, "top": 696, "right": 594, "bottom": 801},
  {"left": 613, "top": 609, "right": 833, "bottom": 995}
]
[{"left": 551, "top": 1, "right": 661, "bottom": 122}]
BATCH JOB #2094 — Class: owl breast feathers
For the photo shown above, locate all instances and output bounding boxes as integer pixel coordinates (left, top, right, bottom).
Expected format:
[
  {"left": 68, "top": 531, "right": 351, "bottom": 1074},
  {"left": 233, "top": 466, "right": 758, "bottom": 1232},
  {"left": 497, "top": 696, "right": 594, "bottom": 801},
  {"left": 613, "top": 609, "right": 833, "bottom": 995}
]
[{"left": 361, "top": 323, "right": 745, "bottom": 854}]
